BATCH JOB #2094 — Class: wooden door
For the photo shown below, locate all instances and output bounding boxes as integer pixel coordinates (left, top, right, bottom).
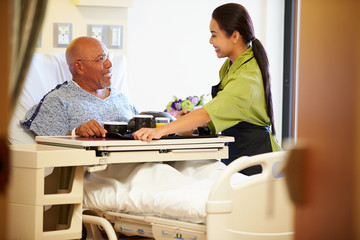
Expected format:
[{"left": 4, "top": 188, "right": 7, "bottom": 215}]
[
  {"left": 294, "top": 0, "right": 360, "bottom": 239},
  {"left": 0, "top": 0, "right": 11, "bottom": 239}
]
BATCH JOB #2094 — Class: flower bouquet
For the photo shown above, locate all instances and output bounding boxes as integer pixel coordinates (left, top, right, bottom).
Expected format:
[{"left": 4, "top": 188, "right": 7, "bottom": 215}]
[{"left": 164, "top": 94, "right": 208, "bottom": 118}]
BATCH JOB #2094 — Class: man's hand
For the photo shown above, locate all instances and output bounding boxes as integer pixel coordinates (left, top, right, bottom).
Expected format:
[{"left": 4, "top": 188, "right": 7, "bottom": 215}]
[{"left": 74, "top": 119, "right": 107, "bottom": 137}]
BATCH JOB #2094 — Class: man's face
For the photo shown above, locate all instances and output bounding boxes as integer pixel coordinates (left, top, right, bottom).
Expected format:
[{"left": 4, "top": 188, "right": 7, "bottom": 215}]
[{"left": 77, "top": 42, "right": 113, "bottom": 90}]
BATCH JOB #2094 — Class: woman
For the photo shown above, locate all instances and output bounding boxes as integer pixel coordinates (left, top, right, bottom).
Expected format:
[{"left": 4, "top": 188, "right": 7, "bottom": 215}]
[{"left": 133, "top": 3, "right": 282, "bottom": 175}]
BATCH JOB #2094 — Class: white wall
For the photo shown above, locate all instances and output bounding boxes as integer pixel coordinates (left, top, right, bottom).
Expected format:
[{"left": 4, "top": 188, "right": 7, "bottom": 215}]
[
  {"left": 128, "top": 0, "right": 284, "bottom": 142},
  {"left": 37, "top": 0, "right": 129, "bottom": 54}
]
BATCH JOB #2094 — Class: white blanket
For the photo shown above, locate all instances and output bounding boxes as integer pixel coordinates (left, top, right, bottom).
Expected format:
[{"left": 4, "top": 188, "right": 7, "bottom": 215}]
[{"left": 83, "top": 160, "right": 248, "bottom": 223}]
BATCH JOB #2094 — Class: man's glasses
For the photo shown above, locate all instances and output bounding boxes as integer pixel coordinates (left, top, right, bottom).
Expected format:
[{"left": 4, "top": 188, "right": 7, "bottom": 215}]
[{"left": 77, "top": 52, "right": 110, "bottom": 64}]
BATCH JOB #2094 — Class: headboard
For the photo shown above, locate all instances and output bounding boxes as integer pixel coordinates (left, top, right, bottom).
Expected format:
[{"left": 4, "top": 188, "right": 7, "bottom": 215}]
[{"left": 8, "top": 52, "right": 128, "bottom": 145}]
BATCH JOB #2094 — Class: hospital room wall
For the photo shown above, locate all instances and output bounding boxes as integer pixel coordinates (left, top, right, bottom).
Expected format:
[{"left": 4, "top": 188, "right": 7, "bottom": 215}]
[
  {"left": 35, "top": 0, "right": 129, "bottom": 55},
  {"left": 127, "top": 0, "right": 285, "bottom": 144},
  {"left": 36, "top": 0, "right": 285, "bottom": 144}
]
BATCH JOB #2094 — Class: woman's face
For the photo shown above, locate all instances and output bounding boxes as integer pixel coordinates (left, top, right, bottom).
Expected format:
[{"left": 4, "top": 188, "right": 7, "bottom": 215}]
[{"left": 209, "top": 19, "right": 234, "bottom": 59}]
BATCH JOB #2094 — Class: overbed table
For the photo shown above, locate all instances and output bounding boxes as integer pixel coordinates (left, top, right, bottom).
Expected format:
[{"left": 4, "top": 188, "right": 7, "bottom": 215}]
[{"left": 8, "top": 135, "right": 234, "bottom": 239}]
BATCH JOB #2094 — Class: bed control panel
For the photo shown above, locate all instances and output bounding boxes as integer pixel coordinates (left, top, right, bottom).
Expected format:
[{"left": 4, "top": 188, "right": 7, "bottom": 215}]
[{"left": 152, "top": 223, "right": 206, "bottom": 240}]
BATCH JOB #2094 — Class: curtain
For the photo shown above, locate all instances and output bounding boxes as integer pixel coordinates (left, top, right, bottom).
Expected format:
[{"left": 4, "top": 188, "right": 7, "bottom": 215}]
[
  {"left": 10, "top": 0, "right": 48, "bottom": 110},
  {"left": 0, "top": 0, "right": 47, "bottom": 191}
]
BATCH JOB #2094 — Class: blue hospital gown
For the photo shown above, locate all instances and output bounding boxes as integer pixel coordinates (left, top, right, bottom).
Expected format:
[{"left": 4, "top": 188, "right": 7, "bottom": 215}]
[{"left": 21, "top": 80, "right": 138, "bottom": 136}]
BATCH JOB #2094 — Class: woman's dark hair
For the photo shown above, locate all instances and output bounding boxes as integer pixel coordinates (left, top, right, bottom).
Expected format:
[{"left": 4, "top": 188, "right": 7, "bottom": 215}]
[{"left": 212, "top": 3, "right": 276, "bottom": 135}]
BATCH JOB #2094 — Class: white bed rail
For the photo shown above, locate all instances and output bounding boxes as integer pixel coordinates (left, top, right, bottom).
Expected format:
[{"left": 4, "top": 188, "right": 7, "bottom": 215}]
[
  {"left": 82, "top": 214, "right": 117, "bottom": 240},
  {"left": 206, "top": 151, "right": 294, "bottom": 240}
]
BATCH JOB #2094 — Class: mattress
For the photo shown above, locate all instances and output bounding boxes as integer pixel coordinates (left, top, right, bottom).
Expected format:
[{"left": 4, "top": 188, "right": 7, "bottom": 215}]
[{"left": 83, "top": 160, "right": 248, "bottom": 223}]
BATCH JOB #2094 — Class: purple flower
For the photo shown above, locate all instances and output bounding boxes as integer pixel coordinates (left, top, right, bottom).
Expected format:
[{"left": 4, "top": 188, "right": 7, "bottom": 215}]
[
  {"left": 164, "top": 95, "right": 208, "bottom": 114},
  {"left": 171, "top": 99, "right": 182, "bottom": 111},
  {"left": 187, "top": 96, "right": 199, "bottom": 106}
]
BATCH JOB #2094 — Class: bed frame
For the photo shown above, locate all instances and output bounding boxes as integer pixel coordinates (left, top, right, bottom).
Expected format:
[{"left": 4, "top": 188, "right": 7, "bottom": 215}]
[
  {"left": 82, "top": 151, "right": 294, "bottom": 240},
  {"left": 7, "top": 52, "right": 294, "bottom": 239}
]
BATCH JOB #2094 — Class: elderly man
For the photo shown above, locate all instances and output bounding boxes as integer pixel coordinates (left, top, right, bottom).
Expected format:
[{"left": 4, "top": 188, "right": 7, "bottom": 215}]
[{"left": 21, "top": 37, "right": 138, "bottom": 137}]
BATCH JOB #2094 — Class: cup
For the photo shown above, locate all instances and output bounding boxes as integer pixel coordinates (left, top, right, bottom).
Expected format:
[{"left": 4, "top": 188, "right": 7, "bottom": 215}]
[
  {"left": 103, "top": 121, "right": 128, "bottom": 134},
  {"left": 155, "top": 117, "right": 170, "bottom": 128},
  {"left": 134, "top": 115, "right": 154, "bottom": 131}
]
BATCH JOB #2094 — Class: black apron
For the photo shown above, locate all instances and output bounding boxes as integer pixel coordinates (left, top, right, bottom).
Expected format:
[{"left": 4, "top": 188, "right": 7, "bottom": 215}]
[{"left": 211, "top": 59, "right": 272, "bottom": 175}]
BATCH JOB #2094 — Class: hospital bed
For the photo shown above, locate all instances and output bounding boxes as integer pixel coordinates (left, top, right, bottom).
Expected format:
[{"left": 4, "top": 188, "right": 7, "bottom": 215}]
[{"left": 7, "top": 52, "right": 294, "bottom": 239}]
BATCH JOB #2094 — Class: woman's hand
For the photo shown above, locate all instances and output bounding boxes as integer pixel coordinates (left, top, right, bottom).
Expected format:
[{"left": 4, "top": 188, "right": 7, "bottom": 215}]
[
  {"left": 176, "top": 109, "right": 191, "bottom": 119},
  {"left": 133, "top": 127, "right": 163, "bottom": 142},
  {"left": 133, "top": 108, "right": 211, "bottom": 142}
]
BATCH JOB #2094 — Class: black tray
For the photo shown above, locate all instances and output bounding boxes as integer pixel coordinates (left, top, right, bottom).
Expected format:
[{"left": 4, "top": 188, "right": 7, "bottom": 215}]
[{"left": 106, "top": 132, "right": 218, "bottom": 140}]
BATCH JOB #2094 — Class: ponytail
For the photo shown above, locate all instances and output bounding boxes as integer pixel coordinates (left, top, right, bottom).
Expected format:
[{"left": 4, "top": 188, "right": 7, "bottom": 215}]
[{"left": 252, "top": 39, "right": 276, "bottom": 135}]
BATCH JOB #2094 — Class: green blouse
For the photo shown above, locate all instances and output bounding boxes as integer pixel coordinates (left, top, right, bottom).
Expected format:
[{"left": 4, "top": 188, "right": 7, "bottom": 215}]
[{"left": 203, "top": 47, "right": 281, "bottom": 151}]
